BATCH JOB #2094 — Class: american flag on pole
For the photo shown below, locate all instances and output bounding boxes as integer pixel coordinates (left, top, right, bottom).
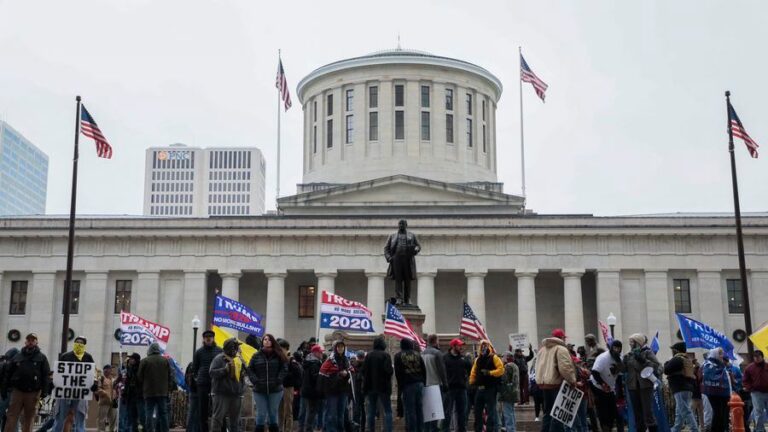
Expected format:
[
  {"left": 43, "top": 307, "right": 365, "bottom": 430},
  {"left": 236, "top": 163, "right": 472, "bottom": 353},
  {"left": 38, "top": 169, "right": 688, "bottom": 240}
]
[
  {"left": 384, "top": 303, "right": 426, "bottom": 350},
  {"left": 80, "top": 106, "right": 113, "bottom": 159},
  {"left": 460, "top": 301, "right": 489, "bottom": 342},
  {"left": 728, "top": 102, "right": 759, "bottom": 158},
  {"left": 276, "top": 58, "right": 292, "bottom": 111},
  {"left": 520, "top": 54, "right": 548, "bottom": 102}
]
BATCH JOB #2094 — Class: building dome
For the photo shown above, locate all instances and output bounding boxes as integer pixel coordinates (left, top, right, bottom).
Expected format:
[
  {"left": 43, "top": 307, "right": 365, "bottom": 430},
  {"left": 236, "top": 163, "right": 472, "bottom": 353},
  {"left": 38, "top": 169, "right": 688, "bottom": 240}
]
[{"left": 296, "top": 49, "right": 503, "bottom": 186}]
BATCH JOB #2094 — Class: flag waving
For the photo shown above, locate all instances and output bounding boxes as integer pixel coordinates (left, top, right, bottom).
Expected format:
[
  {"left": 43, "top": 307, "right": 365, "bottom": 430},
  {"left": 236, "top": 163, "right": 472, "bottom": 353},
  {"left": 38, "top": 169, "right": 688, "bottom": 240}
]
[
  {"left": 276, "top": 58, "right": 292, "bottom": 111},
  {"left": 460, "top": 302, "right": 490, "bottom": 342},
  {"left": 384, "top": 303, "right": 426, "bottom": 349},
  {"left": 728, "top": 101, "right": 760, "bottom": 158},
  {"left": 80, "top": 106, "right": 113, "bottom": 159},
  {"left": 520, "top": 54, "right": 548, "bottom": 102}
]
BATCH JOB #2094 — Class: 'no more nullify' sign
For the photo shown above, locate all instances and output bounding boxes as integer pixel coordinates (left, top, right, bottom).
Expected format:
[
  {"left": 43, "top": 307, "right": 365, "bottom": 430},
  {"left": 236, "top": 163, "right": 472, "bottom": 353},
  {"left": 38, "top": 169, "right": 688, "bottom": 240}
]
[
  {"left": 53, "top": 361, "right": 95, "bottom": 400},
  {"left": 550, "top": 381, "right": 584, "bottom": 428}
]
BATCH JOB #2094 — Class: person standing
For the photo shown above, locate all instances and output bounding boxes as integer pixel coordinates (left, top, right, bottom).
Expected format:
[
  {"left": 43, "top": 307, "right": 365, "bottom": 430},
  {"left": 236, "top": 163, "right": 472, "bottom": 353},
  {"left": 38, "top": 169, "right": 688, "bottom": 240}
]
[
  {"left": 442, "top": 339, "right": 471, "bottom": 432},
  {"left": 664, "top": 342, "right": 699, "bottom": 432},
  {"left": 363, "top": 337, "right": 393, "bottom": 432},
  {"left": 278, "top": 339, "right": 302, "bottom": 432},
  {"left": 701, "top": 348, "right": 731, "bottom": 432},
  {"left": 351, "top": 351, "right": 366, "bottom": 432},
  {"left": 319, "top": 340, "right": 351, "bottom": 432},
  {"left": 51, "top": 336, "right": 94, "bottom": 432},
  {"left": 247, "top": 334, "right": 288, "bottom": 432},
  {"left": 3, "top": 333, "right": 51, "bottom": 432},
  {"left": 745, "top": 350, "right": 768, "bottom": 432},
  {"left": 691, "top": 357, "right": 704, "bottom": 432},
  {"left": 498, "top": 353, "right": 520, "bottom": 432},
  {"left": 0, "top": 348, "right": 19, "bottom": 432},
  {"left": 300, "top": 345, "right": 324, "bottom": 432},
  {"left": 395, "top": 339, "right": 426, "bottom": 432},
  {"left": 193, "top": 330, "right": 222, "bottom": 432},
  {"left": 469, "top": 340, "right": 504, "bottom": 432},
  {"left": 422, "top": 335, "right": 447, "bottom": 432},
  {"left": 138, "top": 343, "right": 174, "bottom": 432},
  {"left": 512, "top": 345, "right": 534, "bottom": 405},
  {"left": 583, "top": 335, "right": 599, "bottom": 360},
  {"left": 97, "top": 365, "right": 117, "bottom": 432},
  {"left": 623, "top": 333, "right": 661, "bottom": 432},
  {"left": 209, "top": 338, "right": 245, "bottom": 432},
  {"left": 122, "top": 354, "right": 143, "bottom": 432},
  {"left": 534, "top": 329, "right": 576, "bottom": 432},
  {"left": 589, "top": 340, "right": 624, "bottom": 432}
]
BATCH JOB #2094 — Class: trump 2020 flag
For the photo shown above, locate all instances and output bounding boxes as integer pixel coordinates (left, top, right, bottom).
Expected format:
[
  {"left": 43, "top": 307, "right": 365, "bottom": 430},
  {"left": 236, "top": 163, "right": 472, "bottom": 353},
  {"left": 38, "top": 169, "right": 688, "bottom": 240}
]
[
  {"left": 319, "top": 291, "right": 375, "bottom": 333},
  {"left": 675, "top": 313, "right": 741, "bottom": 363},
  {"left": 213, "top": 295, "right": 264, "bottom": 336}
]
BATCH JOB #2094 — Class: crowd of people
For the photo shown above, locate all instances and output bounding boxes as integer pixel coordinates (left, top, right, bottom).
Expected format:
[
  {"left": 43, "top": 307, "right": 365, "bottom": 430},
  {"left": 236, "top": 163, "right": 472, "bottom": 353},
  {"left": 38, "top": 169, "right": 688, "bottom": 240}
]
[{"left": 0, "top": 328, "right": 767, "bottom": 432}]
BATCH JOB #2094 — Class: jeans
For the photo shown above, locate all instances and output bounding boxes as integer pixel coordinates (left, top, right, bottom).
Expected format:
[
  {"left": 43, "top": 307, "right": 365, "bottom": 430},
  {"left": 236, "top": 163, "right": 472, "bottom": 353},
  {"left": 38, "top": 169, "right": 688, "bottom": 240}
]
[
  {"left": 301, "top": 398, "right": 322, "bottom": 432},
  {"left": 253, "top": 391, "right": 283, "bottom": 427},
  {"left": 541, "top": 388, "right": 565, "bottom": 432},
  {"left": 366, "top": 392, "right": 393, "bottom": 432},
  {"left": 753, "top": 391, "right": 768, "bottom": 432},
  {"left": 442, "top": 389, "right": 468, "bottom": 432},
  {"left": 143, "top": 396, "right": 169, "bottom": 432},
  {"left": 402, "top": 383, "right": 424, "bottom": 432},
  {"left": 672, "top": 391, "right": 699, "bottom": 432},
  {"left": 186, "top": 393, "right": 200, "bottom": 432},
  {"left": 325, "top": 394, "right": 348, "bottom": 432},
  {"left": 33, "top": 417, "right": 54, "bottom": 432},
  {"left": 473, "top": 387, "right": 497, "bottom": 432},
  {"left": 565, "top": 399, "right": 587, "bottom": 432},
  {"left": 52, "top": 400, "right": 86, "bottom": 432},
  {"left": 502, "top": 402, "right": 516, "bottom": 432}
]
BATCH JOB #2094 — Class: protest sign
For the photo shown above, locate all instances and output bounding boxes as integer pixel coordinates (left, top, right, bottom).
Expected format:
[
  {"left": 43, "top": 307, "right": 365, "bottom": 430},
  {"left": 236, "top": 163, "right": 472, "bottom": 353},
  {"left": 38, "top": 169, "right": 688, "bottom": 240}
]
[
  {"left": 675, "top": 313, "right": 741, "bottom": 363},
  {"left": 120, "top": 311, "right": 171, "bottom": 350},
  {"left": 52, "top": 361, "right": 95, "bottom": 400},
  {"left": 508, "top": 333, "right": 529, "bottom": 351},
  {"left": 550, "top": 381, "right": 584, "bottom": 427},
  {"left": 213, "top": 295, "right": 264, "bottom": 336},
  {"left": 422, "top": 385, "right": 445, "bottom": 422},
  {"left": 319, "top": 291, "right": 375, "bottom": 333}
]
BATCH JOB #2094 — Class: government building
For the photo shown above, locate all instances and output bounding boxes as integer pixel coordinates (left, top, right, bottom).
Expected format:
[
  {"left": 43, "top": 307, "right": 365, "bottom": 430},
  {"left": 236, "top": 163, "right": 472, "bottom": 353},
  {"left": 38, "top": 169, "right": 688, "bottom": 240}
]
[{"left": 0, "top": 49, "right": 766, "bottom": 367}]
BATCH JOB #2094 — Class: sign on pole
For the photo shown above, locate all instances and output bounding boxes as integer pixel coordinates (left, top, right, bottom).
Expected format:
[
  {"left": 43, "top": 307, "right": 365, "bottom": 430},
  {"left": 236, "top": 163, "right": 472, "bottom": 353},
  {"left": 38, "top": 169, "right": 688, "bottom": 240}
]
[
  {"left": 52, "top": 361, "right": 95, "bottom": 400},
  {"left": 319, "top": 291, "right": 375, "bottom": 333},
  {"left": 550, "top": 381, "right": 584, "bottom": 428},
  {"left": 508, "top": 333, "right": 529, "bottom": 351},
  {"left": 213, "top": 295, "right": 264, "bottom": 336}
]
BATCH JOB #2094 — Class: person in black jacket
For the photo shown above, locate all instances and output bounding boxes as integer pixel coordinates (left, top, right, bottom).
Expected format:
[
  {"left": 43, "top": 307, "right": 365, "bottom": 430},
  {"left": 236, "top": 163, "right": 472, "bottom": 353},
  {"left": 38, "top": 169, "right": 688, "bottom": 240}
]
[
  {"left": 364, "top": 337, "right": 393, "bottom": 432},
  {"left": 277, "top": 339, "right": 301, "bottom": 432},
  {"left": 3, "top": 333, "right": 50, "bottom": 432},
  {"left": 123, "top": 354, "right": 143, "bottom": 432},
  {"left": 442, "top": 339, "right": 471, "bottom": 432},
  {"left": 52, "top": 335, "right": 96, "bottom": 432},
  {"left": 513, "top": 344, "right": 534, "bottom": 405},
  {"left": 300, "top": 345, "right": 324, "bottom": 432},
  {"left": 192, "top": 330, "right": 222, "bottom": 432},
  {"left": 394, "top": 339, "right": 426, "bottom": 432},
  {"left": 0, "top": 348, "right": 20, "bottom": 432},
  {"left": 664, "top": 342, "right": 699, "bottom": 432},
  {"left": 247, "top": 334, "right": 288, "bottom": 432},
  {"left": 319, "top": 340, "right": 351, "bottom": 432}
]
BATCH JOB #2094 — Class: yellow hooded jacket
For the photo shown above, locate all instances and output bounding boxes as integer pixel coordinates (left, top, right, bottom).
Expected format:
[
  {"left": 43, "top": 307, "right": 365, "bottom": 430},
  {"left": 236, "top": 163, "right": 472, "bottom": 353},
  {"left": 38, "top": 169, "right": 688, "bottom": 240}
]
[{"left": 469, "top": 340, "right": 505, "bottom": 387}]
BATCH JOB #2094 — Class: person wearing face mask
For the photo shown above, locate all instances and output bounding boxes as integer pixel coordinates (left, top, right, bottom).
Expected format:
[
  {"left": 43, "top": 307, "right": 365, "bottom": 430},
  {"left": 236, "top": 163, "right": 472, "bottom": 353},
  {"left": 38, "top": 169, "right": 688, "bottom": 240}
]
[
  {"left": 622, "top": 333, "right": 661, "bottom": 432},
  {"left": 209, "top": 338, "right": 245, "bottom": 432},
  {"left": 3, "top": 334, "right": 51, "bottom": 432},
  {"left": 589, "top": 340, "right": 625, "bottom": 432},
  {"left": 52, "top": 336, "right": 94, "bottom": 432},
  {"left": 469, "top": 340, "right": 504, "bottom": 432}
]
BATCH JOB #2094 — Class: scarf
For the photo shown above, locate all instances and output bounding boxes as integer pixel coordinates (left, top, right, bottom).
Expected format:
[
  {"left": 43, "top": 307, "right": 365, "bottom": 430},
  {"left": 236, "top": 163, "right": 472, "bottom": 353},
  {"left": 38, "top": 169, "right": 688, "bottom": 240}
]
[{"left": 73, "top": 343, "right": 86, "bottom": 361}]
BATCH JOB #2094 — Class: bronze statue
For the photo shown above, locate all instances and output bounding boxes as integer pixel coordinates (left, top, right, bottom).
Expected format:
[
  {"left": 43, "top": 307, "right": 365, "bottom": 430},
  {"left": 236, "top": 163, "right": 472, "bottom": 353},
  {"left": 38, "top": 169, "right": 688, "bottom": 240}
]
[{"left": 384, "top": 219, "right": 421, "bottom": 305}]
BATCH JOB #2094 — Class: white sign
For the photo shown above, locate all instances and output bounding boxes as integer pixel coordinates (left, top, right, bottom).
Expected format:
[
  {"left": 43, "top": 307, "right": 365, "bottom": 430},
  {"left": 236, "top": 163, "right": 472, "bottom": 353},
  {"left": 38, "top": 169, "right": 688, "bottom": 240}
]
[
  {"left": 422, "top": 385, "right": 444, "bottom": 422},
  {"left": 550, "top": 381, "right": 584, "bottom": 427},
  {"left": 508, "top": 333, "right": 529, "bottom": 351},
  {"left": 52, "top": 361, "right": 95, "bottom": 400}
]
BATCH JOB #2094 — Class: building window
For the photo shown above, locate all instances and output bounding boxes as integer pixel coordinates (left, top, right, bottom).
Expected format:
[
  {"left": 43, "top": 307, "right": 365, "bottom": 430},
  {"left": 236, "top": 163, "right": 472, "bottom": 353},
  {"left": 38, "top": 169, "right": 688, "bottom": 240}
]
[
  {"left": 421, "top": 86, "right": 430, "bottom": 108},
  {"left": 482, "top": 125, "right": 487, "bottom": 152},
  {"left": 298, "top": 285, "right": 315, "bottom": 318},
  {"left": 346, "top": 89, "right": 353, "bottom": 112},
  {"left": 326, "top": 94, "right": 333, "bottom": 116},
  {"left": 482, "top": 100, "right": 486, "bottom": 121},
  {"left": 421, "top": 112, "right": 430, "bottom": 141},
  {"left": 345, "top": 115, "right": 354, "bottom": 144},
  {"left": 395, "top": 111, "right": 405, "bottom": 140},
  {"left": 313, "top": 126, "right": 317, "bottom": 153},
  {"left": 446, "top": 114, "right": 454, "bottom": 143},
  {"left": 395, "top": 85, "right": 404, "bottom": 107},
  {"left": 467, "top": 119, "right": 473, "bottom": 147},
  {"left": 445, "top": 89, "right": 453, "bottom": 111},
  {"left": 9, "top": 281, "right": 27, "bottom": 315},
  {"left": 466, "top": 93, "right": 473, "bottom": 115},
  {"left": 114, "top": 280, "right": 132, "bottom": 313},
  {"left": 62, "top": 280, "right": 80, "bottom": 315},
  {"left": 369, "top": 112, "right": 378, "bottom": 141},
  {"left": 313, "top": 100, "right": 317, "bottom": 121},
  {"left": 727, "top": 279, "right": 744, "bottom": 313},
  {"left": 326, "top": 119, "right": 333, "bottom": 148},
  {"left": 673, "top": 279, "right": 691, "bottom": 313},
  {"left": 369, "top": 86, "right": 378, "bottom": 108}
]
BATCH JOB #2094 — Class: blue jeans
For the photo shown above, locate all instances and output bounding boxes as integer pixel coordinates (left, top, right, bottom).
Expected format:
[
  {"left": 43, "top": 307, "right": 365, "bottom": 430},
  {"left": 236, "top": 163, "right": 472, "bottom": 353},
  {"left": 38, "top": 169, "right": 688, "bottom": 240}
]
[
  {"left": 753, "top": 391, "right": 768, "bottom": 432},
  {"left": 565, "top": 398, "right": 588, "bottom": 432},
  {"left": 442, "top": 389, "right": 468, "bottom": 432},
  {"left": 672, "top": 391, "right": 699, "bottom": 432},
  {"left": 366, "top": 392, "right": 393, "bottom": 432},
  {"left": 53, "top": 400, "right": 86, "bottom": 432},
  {"left": 253, "top": 391, "right": 283, "bottom": 426},
  {"left": 143, "top": 396, "right": 169, "bottom": 432},
  {"left": 402, "top": 383, "right": 424, "bottom": 432},
  {"left": 502, "top": 402, "right": 516, "bottom": 432},
  {"left": 325, "top": 394, "right": 348, "bottom": 432}
]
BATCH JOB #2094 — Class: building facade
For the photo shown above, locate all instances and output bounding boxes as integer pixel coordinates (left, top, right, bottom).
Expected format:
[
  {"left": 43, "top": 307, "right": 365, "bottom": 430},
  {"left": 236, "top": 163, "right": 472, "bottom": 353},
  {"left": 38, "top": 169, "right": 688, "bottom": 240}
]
[{"left": 0, "top": 121, "right": 48, "bottom": 216}]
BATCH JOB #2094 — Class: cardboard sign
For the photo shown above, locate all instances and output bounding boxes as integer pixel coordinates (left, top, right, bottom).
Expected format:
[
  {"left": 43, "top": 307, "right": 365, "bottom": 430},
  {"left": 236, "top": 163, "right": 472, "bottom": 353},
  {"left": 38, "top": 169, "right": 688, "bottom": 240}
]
[
  {"left": 550, "top": 381, "right": 584, "bottom": 427},
  {"left": 422, "top": 385, "right": 444, "bottom": 422},
  {"left": 52, "top": 361, "right": 95, "bottom": 400},
  {"left": 508, "top": 333, "right": 529, "bottom": 351}
]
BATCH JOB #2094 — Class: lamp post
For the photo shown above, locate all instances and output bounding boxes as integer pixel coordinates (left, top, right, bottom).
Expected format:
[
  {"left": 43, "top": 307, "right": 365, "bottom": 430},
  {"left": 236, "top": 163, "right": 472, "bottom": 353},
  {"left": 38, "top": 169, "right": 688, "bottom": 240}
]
[
  {"left": 607, "top": 312, "right": 617, "bottom": 339},
  {"left": 192, "top": 315, "right": 201, "bottom": 358}
]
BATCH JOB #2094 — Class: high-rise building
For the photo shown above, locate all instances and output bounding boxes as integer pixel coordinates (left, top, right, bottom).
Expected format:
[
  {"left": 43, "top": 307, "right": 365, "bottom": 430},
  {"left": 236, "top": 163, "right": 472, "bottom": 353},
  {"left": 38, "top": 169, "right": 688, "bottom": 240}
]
[
  {"left": 0, "top": 121, "right": 48, "bottom": 215},
  {"left": 143, "top": 144, "right": 266, "bottom": 217}
]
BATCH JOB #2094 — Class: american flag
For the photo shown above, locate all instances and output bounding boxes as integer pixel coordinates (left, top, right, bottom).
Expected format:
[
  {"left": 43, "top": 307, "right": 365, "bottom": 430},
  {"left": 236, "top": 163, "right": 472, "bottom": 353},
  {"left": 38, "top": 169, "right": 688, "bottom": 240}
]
[
  {"left": 728, "top": 102, "right": 759, "bottom": 158},
  {"left": 80, "top": 106, "right": 113, "bottom": 159},
  {"left": 520, "top": 54, "right": 548, "bottom": 102},
  {"left": 384, "top": 303, "right": 425, "bottom": 350},
  {"left": 460, "top": 301, "right": 489, "bottom": 342},
  {"left": 276, "top": 58, "right": 292, "bottom": 111}
]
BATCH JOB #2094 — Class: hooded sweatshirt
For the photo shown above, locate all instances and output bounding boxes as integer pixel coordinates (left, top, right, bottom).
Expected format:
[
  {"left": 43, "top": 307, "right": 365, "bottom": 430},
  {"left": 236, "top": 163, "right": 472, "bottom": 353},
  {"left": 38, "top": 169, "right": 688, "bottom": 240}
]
[
  {"left": 138, "top": 343, "right": 173, "bottom": 398},
  {"left": 363, "top": 337, "right": 393, "bottom": 395},
  {"left": 319, "top": 340, "right": 351, "bottom": 396},
  {"left": 209, "top": 338, "right": 245, "bottom": 397},
  {"left": 395, "top": 339, "right": 426, "bottom": 388},
  {"left": 534, "top": 337, "right": 576, "bottom": 389},
  {"left": 469, "top": 341, "right": 504, "bottom": 389},
  {"left": 301, "top": 352, "right": 324, "bottom": 400}
]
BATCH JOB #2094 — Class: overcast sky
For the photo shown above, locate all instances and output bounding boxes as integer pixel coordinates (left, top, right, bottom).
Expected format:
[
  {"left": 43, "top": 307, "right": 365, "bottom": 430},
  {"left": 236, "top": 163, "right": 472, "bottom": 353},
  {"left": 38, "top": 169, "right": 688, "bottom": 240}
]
[{"left": 1, "top": 1, "right": 766, "bottom": 216}]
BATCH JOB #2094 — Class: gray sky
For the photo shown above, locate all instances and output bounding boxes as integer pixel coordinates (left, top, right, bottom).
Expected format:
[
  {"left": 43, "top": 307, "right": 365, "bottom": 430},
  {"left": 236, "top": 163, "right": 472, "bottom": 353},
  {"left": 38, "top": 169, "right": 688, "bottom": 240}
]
[{"left": 1, "top": 0, "right": 766, "bottom": 216}]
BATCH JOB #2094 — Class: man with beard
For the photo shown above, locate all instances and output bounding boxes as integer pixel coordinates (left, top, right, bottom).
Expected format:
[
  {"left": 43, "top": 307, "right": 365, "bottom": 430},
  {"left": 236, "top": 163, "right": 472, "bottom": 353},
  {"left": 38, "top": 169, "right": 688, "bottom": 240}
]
[
  {"left": 3, "top": 333, "right": 51, "bottom": 432},
  {"left": 589, "top": 340, "right": 624, "bottom": 432},
  {"left": 442, "top": 339, "right": 471, "bottom": 432}
]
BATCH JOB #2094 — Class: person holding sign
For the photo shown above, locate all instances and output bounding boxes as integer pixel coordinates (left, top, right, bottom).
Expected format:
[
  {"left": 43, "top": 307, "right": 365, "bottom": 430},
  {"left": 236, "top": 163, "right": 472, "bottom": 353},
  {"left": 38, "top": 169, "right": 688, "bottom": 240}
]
[
  {"left": 3, "top": 333, "right": 51, "bottom": 432},
  {"left": 469, "top": 340, "right": 504, "bottom": 432},
  {"left": 51, "top": 336, "right": 95, "bottom": 432},
  {"left": 533, "top": 329, "right": 576, "bottom": 432},
  {"left": 622, "top": 334, "right": 661, "bottom": 432}
]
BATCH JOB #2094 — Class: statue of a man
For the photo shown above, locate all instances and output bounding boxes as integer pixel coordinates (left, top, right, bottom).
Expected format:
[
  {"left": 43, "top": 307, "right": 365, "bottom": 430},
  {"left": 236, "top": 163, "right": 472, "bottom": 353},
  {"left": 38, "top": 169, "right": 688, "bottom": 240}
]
[{"left": 384, "top": 219, "right": 421, "bottom": 305}]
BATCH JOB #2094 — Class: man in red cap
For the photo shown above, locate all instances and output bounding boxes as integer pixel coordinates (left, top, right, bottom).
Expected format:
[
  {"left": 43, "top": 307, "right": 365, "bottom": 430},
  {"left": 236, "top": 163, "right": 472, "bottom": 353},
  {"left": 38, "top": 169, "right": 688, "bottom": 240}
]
[
  {"left": 442, "top": 339, "right": 472, "bottom": 432},
  {"left": 534, "top": 329, "right": 576, "bottom": 432}
]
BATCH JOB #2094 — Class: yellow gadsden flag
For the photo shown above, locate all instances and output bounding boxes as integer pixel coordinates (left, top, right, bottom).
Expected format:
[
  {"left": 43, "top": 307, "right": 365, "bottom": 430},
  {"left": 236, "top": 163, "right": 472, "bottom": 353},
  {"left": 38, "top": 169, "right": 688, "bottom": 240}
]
[
  {"left": 749, "top": 322, "right": 768, "bottom": 353},
  {"left": 212, "top": 325, "right": 257, "bottom": 365}
]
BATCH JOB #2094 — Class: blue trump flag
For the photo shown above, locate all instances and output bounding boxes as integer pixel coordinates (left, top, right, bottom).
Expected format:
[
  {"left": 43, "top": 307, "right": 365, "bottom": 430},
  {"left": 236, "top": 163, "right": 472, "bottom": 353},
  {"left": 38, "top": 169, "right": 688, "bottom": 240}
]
[
  {"left": 675, "top": 313, "right": 741, "bottom": 362},
  {"left": 650, "top": 331, "right": 660, "bottom": 354},
  {"left": 213, "top": 295, "right": 264, "bottom": 336}
]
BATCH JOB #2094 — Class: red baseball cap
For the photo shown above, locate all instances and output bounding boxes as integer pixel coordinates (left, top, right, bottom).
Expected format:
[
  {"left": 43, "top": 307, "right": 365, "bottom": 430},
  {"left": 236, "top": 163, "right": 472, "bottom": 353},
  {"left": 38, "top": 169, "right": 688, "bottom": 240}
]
[
  {"left": 449, "top": 338, "right": 464, "bottom": 348},
  {"left": 311, "top": 344, "right": 324, "bottom": 354},
  {"left": 552, "top": 328, "right": 567, "bottom": 340}
]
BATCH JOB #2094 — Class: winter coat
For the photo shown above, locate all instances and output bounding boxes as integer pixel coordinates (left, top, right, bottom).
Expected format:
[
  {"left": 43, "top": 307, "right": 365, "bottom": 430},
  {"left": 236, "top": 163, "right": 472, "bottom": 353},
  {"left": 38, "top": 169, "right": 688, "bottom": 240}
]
[
  {"left": 193, "top": 343, "right": 222, "bottom": 388},
  {"left": 123, "top": 363, "right": 142, "bottom": 400},
  {"left": 623, "top": 346, "right": 661, "bottom": 390},
  {"left": 513, "top": 349, "right": 534, "bottom": 375},
  {"left": 394, "top": 339, "right": 426, "bottom": 388},
  {"left": 138, "top": 344, "right": 173, "bottom": 398},
  {"left": 534, "top": 337, "right": 576, "bottom": 389},
  {"left": 701, "top": 355, "right": 730, "bottom": 397},
  {"left": 422, "top": 345, "right": 447, "bottom": 388},
  {"left": 300, "top": 354, "right": 323, "bottom": 400},
  {"left": 730, "top": 364, "right": 743, "bottom": 392},
  {"left": 209, "top": 352, "right": 245, "bottom": 397},
  {"left": 363, "top": 338, "right": 393, "bottom": 395},
  {"left": 318, "top": 341, "right": 352, "bottom": 397},
  {"left": 498, "top": 362, "right": 520, "bottom": 403},
  {"left": 664, "top": 353, "right": 695, "bottom": 394},
  {"left": 247, "top": 349, "right": 288, "bottom": 394},
  {"left": 283, "top": 357, "right": 303, "bottom": 389},
  {"left": 469, "top": 342, "right": 504, "bottom": 389},
  {"left": 444, "top": 351, "right": 472, "bottom": 390},
  {"left": 744, "top": 361, "right": 768, "bottom": 393},
  {"left": 97, "top": 375, "right": 116, "bottom": 407},
  {"left": 4, "top": 346, "right": 50, "bottom": 395}
]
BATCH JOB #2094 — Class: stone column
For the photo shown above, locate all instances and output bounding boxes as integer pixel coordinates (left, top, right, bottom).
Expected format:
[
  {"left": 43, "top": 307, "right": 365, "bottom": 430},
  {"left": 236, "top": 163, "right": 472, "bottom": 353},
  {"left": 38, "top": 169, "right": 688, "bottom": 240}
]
[
  {"left": 751, "top": 271, "right": 768, "bottom": 329},
  {"left": 220, "top": 272, "right": 242, "bottom": 302},
  {"left": 516, "top": 270, "right": 538, "bottom": 346},
  {"left": 183, "top": 271, "right": 208, "bottom": 365},
  {"left": 161, "top": 277, "right": 183, "bottom": 359},
  {"left": 265, "top": 272, "right": 287, "bottom": 338},
  {"left": 316, "top": 272, "right": 337, "bottom": 343},
  {"left": 562, "top": 270, "right": 585, "bottom": 347},
  {"left": 645, "top": 270, "right": 672, "bottom": 357},
  {"left": 697, "top": 270, "right": 725, "bottom": 332},
  {"left": 29, "top": 272, "right": 56, "bottom": 359},
  {"left": 466, "top": 272, "right": 487, "bottom": 325},
  {"left": 365, "top": 272, "right": 386, "bottom": 333},
  {"left": 417, "top": 272, "right": 437, "bottom": 334},
  {"left": 82, "top": 272, "right": 109, "bottom": 364},
  {"left": 134, "top": 272, "right": 160, "bottom": 321},
  {"left": 596, "top": 270, "right": 623, "bottom": 342}
]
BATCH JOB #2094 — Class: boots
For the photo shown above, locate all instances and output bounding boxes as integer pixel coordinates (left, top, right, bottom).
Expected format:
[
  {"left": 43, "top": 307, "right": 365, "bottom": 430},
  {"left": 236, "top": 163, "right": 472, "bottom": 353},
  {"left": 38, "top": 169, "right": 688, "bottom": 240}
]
[
  {"left": 255, "top": 425, "right": 265, "bottom": 432},
  {"left": 268, "top": 424, "right": 279, "bottom": 432}
]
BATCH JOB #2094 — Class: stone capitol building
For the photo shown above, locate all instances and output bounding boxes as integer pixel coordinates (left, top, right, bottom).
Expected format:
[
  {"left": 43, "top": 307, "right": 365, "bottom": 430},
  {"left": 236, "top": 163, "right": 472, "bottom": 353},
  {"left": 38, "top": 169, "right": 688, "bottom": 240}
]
[{"left": 1, "top": 48, "right": 767, "bottom": 366}]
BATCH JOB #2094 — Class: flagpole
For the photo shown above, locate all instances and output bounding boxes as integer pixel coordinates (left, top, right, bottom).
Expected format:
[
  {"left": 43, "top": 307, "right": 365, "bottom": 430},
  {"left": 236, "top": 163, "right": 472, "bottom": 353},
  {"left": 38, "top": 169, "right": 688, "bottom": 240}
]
[
  {"left": 726, "top": 90, "right": 754, "bottom": 357},
  {"left": 276, "top": 49, "right": 282, "bottom": 209},
  {"left": 61, "top": 96, "right": 81, "bottom": 354},
  {"left": 519, "top": 47, "right": 527, "bottom": 202}
]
